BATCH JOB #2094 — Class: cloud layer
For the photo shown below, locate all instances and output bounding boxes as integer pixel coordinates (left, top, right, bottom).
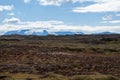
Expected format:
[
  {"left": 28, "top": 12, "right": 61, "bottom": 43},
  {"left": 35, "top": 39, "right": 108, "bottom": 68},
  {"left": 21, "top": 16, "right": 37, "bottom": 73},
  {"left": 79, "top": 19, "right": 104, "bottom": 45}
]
[
  {"left": 24, "top": 0, "right": 31, "bottom": 4},
  {"left": 3, "top": 17, "right": 20, "bottom": 24},
  {"left": 73, "top": 0, "right": 120, "bottom": 13},
  {"left": 0, "top": 5, "right": 13, "bottom": 12},
  {"left": 37, "top": 0, "right": 81, "bottom": 6},
  {"left": 0, "top": 17, "right": 120, "bottom": 35},
  {"left": 23, "top": 0, "right": 120, "bottom": 13}
]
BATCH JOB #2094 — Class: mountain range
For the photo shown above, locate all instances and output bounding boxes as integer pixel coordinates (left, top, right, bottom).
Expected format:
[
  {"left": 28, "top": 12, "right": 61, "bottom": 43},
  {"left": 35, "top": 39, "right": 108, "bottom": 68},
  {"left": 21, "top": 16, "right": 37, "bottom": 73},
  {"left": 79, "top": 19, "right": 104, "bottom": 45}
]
[{"left": 3, "top": 29, "right": 117, "bottom": 36}]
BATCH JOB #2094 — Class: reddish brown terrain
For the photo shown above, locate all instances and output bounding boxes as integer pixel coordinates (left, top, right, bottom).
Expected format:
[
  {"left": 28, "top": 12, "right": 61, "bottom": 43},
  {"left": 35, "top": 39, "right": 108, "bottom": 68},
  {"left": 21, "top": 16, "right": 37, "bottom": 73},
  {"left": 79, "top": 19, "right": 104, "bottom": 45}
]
[{"left": 0, "top": 34, "right": 120, "bottom": 80}]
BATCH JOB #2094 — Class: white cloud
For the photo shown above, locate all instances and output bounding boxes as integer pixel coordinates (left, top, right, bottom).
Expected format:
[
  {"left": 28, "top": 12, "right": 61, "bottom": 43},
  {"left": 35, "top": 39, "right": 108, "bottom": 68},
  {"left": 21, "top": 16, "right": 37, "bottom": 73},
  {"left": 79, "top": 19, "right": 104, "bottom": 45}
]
[
  {"left": 3, "top": 17, "right": 20, "bottom": 24},
  {"left": 101, "top": 14, "right": 120, "bottom": 24},
  {"left": 24, "top": 0, "right": 31, "bottom": 4},
  {"left": 73, "top": 0, "right": 120, "bottom": 13},
  {"left": 7, "top": 12, "right": 14, "bottom": 16},
  {"left": 38, "top": 0, "right": 61, "bottom": 6},
  {"left": 37, "top": 0, "right": 111, "bottom": 6},
  {"left": 102, "top": 20, "right": 120, "bottom": 24},
  {"left": 37, "top": 0, "right": 79, "bottom": 6},
  {"left": 49, "top": 25, "right": 120, "bottom": 34},
  {"left": 25, "top": 0, "right": 120, "bottom": 13},
  {"left": 109, "top": 20, "right": 120, "bottom": 23},
  {"left": 0, "top": 18, "right": 120, "bottom": 35},
  {"left": 0, "top": 5, "right": 13, "bottom": 12},
  {"left": 102, "top": 15, "right": 112, "bottom": 21}
]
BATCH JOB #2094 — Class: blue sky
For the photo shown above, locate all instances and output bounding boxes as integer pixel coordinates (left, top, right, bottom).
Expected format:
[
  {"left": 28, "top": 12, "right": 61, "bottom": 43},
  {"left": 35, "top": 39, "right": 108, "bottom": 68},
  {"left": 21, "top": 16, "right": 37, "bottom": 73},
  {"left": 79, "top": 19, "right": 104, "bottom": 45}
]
[{"left": 0, "top": 0, "right": 120, "bottom": 34}]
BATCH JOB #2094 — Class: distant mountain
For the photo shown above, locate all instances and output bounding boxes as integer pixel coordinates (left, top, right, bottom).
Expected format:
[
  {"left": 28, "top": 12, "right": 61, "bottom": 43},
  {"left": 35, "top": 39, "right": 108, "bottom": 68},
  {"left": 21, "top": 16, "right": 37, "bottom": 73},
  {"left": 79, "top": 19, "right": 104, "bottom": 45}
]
[
  {"left": 55, "top": 31, "right": 84, "bottom": 35},
  {"left": 55, "top": 31, "right": 76, "bottom": 35},
  {"left": 4, "top": 30, "right": 29, "bottom": 35},
  {"left": 76, "top": 32, "right": 84, "bottom": 35},
  {"left": 31, "top": 30, "right": 48, "bottom": 36},
  {"left": 3, "top": 30, "right": 118, "bottom": 36},
  {"left": 4, "top": 30, "right": 49, "bottom": 36},
  {"left": 4, "top": 29, "right": 84, "bottom": 36},
  {"left": 99, "top": 32, "right": 113, "bottom": 34},
  {"left": 93, "top": 32, "right": 117, "bottom": 35}
]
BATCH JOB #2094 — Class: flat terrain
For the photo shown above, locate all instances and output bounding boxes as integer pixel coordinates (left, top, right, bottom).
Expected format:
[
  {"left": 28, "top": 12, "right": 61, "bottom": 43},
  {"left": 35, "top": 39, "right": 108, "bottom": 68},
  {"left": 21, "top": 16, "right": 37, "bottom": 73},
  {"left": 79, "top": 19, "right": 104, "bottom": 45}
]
[{"left": 0, "top": 34, "right": 120, "bottom": 80}]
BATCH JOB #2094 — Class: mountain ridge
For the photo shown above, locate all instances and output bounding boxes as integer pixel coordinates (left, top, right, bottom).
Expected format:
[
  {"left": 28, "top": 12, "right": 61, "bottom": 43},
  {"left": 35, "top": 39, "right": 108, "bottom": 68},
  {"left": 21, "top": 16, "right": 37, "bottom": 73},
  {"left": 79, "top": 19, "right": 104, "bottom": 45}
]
[{"left": 3, "top": 29, "right": 118, "bottom": 36}]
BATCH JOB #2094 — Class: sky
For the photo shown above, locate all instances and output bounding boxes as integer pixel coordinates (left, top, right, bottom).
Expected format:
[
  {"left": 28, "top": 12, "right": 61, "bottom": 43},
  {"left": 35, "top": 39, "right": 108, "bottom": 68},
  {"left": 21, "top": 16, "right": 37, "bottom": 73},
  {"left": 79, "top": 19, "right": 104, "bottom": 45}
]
[{"left": 0, "top": 0, "right": 120, "bottom": 35}]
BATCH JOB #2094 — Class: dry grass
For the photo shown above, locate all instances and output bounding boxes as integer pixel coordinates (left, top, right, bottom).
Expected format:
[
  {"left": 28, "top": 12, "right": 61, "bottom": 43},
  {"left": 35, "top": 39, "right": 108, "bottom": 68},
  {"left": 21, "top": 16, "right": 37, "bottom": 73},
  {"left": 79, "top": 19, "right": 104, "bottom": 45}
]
[
  {"left": 0, "top": 35, "right": 120, "bottom": 80},
  {"left": 0, "top": 73, "right": 119, "bottom": 80}
]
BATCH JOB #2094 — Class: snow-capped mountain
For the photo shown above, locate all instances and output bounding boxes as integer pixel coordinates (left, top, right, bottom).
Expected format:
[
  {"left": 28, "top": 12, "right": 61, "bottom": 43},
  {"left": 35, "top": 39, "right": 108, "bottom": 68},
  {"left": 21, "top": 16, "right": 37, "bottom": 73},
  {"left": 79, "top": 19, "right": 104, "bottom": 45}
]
[
  {"left": 4, "top": 30, "right": 49, "bottom": 36},
  {"left": 31, "top": 30, "right": 48, "bottom": 36},
  {"left": 3, "top": 29, "right": 118, "bottom": 36},
  {"left": 4, "top": 30, "right": 30, "bottom": 35},
  {"left": 3, "top": 29, "right": 84, "bottom": 36}
]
